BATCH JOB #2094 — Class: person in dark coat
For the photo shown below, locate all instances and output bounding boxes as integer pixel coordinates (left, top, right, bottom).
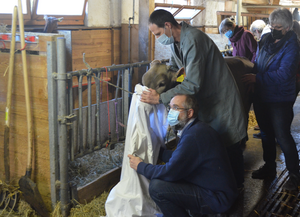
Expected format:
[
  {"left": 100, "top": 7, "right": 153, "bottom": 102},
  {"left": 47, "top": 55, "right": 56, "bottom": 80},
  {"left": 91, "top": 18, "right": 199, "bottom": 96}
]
[
  {"left": 128, "top": 94, "right": 238, "bottom": 217},
  {"left": 243, "top": 8, "right": 300, "bottom": 191},
  {"left": 219, "top": 17, "right": 257, "bottom": 63},
  {"left": 293, "top": 8, "right": 300, "bottom": 22}
]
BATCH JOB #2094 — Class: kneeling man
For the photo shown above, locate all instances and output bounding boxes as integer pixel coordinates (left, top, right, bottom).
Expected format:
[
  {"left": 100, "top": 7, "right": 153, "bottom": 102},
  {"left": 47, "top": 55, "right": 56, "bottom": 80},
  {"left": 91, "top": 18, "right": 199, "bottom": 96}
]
[{"left": 128, "top": 94, "right": 238, "bottom": 216}]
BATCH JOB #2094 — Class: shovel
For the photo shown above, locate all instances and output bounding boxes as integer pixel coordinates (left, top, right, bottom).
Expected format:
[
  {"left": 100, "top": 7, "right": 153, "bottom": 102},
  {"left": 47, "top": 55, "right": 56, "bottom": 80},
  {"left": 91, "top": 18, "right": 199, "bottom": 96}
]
[
  {"left": 4, "top": 5, "right": 17, "bottom": 185},
  {"left": 17, "top": 0, "right": 49, "bottom": 216}
]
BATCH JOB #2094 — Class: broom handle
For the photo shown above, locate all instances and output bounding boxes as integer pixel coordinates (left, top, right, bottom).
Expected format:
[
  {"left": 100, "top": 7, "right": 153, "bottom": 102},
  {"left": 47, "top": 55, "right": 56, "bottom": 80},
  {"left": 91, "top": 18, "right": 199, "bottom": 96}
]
[
  {"left": 4, "top": 6, "right": 18, "bottom": 184},
  {"left": 6, "top": 6, "right": 18, "bottom": 127},
  {"left": 18, "top": 0, "right": 33, "bottom": 174}
]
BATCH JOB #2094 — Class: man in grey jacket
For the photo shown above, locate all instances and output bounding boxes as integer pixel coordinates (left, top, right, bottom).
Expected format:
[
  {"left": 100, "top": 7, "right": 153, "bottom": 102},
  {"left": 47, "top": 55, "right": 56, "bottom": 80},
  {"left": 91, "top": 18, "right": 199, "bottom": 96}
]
[{"left": 141, "top": 9, "right": 247, "bottom": 189}]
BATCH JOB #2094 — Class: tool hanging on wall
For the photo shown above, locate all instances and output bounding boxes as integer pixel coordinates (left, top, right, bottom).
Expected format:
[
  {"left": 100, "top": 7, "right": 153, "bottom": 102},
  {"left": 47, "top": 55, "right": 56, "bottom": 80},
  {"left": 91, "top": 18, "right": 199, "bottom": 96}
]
[
  {"left": 17, "top": 0, "right": 49, "bottom": 216},
  {"left": 4, "top": 5, "right": 17, "bottom": 185},
  {"left": 0, "top": 6, "right": 19, "bottom": 213}
]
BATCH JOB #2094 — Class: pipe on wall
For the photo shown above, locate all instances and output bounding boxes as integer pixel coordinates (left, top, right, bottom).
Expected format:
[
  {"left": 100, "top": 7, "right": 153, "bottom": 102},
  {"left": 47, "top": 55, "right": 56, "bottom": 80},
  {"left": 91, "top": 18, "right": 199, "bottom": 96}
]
[
  {"left": 57, "top": 37, "right": 69, "bottom": 217},
  {"left": 128, "top": 0, "right": 135, "bottom": 63}
]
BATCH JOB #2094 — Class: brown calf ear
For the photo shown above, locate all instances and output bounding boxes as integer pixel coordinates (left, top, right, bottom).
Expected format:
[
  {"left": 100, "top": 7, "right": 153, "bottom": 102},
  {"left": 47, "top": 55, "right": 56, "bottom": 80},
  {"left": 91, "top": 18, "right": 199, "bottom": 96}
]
[
  {"left": 175, "top": 67, "right": 186, "bottom": 82},
  {"left": 150, "top": 60, "right": 162, "bottom": 67}
]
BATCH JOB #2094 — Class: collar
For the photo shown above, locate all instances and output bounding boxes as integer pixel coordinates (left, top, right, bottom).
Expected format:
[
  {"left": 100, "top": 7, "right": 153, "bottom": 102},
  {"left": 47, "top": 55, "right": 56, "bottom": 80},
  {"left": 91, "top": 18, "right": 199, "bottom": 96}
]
[
  {"left": 230, "top": 26, "right": 244, "bottom": 43},
  {"left": 177, "top": 118, "right": 196, "bottom": 138}
]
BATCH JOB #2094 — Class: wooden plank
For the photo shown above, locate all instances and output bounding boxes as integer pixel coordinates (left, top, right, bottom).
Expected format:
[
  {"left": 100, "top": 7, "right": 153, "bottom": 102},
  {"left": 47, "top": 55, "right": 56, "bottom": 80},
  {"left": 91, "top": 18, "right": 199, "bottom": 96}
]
[
  {"left": 0, "top": 75, "right": 48, "bottom": 99},
  {"left": 1, "top": 34, "right": 63, "bottom": 52},
  {"left": 72, "top": 56, "right": 111, "bottom": 71},
  {"left": 0, "top": 111, "right": 49, "bottom": 140},
  {"left": 0, "top": 53, "right": 47, "bottom": 78},
  {"left": 77, "top": 167, "right": 121, "bottom": 204},
  {"left": 0, "top": 93, "right": 49, "bottom": 120},
  {"left": 113, "top": 29, "right": 121, "bottom": 64}
]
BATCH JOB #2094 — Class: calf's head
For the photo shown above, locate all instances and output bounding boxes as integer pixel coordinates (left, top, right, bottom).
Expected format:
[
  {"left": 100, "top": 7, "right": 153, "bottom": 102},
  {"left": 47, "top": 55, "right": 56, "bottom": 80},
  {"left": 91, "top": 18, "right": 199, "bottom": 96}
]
[{"left": 142, "top": 60, "right": 185, "bottom": 94}]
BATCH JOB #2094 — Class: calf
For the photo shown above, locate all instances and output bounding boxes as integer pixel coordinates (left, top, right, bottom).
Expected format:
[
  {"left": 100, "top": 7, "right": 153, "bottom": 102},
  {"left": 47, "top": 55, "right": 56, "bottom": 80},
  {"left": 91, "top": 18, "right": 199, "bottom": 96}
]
[{"left": 142, "top": 56, "right": 254, "bottom": 115}]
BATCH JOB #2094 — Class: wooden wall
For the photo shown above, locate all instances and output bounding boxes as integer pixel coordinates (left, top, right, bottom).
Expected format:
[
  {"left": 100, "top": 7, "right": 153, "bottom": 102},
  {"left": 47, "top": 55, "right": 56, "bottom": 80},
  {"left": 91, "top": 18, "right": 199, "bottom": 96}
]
[
  {"left": 0, "top": 30, "right": 122, "bottom": 210},
  {"left": 71, "top": 28, "right": 121, "bottom": 106},
  {"left": 0, "top": 35, "right": 60, "bottom": 211}
]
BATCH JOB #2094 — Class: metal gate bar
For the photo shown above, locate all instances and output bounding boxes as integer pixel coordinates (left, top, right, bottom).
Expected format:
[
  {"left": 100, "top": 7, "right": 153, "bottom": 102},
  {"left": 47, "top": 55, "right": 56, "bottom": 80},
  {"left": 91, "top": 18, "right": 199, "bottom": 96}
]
[{"left": 47, "top": 39, "right": 168, "bottom": 213}]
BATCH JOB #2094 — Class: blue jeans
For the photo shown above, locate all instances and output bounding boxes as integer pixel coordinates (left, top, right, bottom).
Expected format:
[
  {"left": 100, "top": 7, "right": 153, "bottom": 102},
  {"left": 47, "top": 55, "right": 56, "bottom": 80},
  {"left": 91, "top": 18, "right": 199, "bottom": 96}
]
[
  {"left": 253, "top": 101, "right": 299, "bottom": 174},
  {"left": 149, "top": 179, "right": 214, "bottom": 217}
]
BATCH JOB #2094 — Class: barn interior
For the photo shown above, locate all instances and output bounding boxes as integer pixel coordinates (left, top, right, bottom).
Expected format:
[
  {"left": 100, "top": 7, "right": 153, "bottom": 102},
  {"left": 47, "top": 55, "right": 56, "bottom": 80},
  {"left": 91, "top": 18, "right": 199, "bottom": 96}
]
[{"left": 1, "top": 0, "right": 300, "bottom": 216}]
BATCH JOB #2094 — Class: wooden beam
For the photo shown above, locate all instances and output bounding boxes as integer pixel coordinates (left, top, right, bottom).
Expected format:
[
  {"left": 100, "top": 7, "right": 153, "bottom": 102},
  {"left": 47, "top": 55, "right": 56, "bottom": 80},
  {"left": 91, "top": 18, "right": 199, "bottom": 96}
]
[{"left": 77, "top": 167, "right": 121, "bottom": 204}]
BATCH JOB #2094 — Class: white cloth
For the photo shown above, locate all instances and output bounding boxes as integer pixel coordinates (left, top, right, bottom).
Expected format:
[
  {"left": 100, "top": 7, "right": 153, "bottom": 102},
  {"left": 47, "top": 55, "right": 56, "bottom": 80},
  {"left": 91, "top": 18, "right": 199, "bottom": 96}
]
[{"left": 105, "top": 84, "right": 169, "bottom": 217}]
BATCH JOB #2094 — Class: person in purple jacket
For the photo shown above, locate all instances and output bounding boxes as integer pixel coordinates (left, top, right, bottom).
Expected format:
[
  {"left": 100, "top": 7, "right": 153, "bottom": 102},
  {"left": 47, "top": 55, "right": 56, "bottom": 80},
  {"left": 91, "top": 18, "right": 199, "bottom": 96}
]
[
  {"left": 219, "top": 17, "right": 257, "bottom": 63},
  {"left": 243, "top": 8, "right": 300, "bottom": 191},
  {"left": 128, "top": 94, "right": 238, "bottom": 217}
]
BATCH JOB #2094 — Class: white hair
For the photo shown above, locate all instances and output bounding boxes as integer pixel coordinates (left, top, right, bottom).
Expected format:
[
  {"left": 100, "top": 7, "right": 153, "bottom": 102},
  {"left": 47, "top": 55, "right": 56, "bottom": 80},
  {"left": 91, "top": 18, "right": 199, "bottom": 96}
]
[{"left": 250, "top": 20, "right": 266, "bottom": 34}]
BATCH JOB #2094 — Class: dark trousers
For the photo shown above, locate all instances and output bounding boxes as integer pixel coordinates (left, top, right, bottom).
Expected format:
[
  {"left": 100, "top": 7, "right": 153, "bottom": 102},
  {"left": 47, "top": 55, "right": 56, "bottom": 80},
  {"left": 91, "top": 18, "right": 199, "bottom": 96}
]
[
  {"left": 253, "top": 101, "right": 299, "bottom": 174},
  {"left": 149, "top": 179, "right": 214, "bottom": 217},
  {"left": 226, "top": 139, "right": 245, "bottom": 189}
]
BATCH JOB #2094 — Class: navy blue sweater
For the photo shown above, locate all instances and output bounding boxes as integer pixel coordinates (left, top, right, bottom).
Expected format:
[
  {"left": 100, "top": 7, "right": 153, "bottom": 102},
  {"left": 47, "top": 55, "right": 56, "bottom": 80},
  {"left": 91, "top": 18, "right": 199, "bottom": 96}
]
[{"left": 137, "top": 119, "right": 238, "bottom": 213}]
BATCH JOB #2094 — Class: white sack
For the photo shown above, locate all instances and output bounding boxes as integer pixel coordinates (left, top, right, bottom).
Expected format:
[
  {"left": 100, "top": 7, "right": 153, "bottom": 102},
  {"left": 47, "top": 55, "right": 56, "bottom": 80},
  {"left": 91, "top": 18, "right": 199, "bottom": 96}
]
[{"left": 105, "top": 84, "right": 169, "bottom": 217}]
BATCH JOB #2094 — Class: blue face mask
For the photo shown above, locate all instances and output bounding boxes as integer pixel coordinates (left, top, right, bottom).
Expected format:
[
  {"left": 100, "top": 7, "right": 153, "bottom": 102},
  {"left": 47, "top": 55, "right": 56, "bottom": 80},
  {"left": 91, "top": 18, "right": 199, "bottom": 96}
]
[
  {"left": 225, "top": 30, "right": 233, "bottom": 38},
  {"left": 157, "top": 26, "right": 174, "bottom": 45},
  {"left": 167, "top": 109, "right": 180, "bottom": 126}
]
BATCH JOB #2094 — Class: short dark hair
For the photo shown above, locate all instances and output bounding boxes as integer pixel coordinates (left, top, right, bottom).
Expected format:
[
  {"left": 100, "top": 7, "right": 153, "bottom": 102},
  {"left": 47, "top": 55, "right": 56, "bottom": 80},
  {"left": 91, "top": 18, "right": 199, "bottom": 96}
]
[
  {"left": 175, "top": 94, "right": 199, "bottom": 118},
  {"left": 149, "top": 9, "right": 179, "bottom": 28}
]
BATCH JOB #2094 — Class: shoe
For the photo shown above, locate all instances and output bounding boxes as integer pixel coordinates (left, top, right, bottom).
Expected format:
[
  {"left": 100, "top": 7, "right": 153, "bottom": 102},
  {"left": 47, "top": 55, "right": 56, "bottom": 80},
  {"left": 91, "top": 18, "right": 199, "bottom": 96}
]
[
  {"left": 253, "top": 132, "right": 261, "bottom": 139},
  {"left": 282, "top": 173, "right": 300, "bottom": 191},
  {"left": 254, "top": 125, "right": 260, "bottom": 130},
  {"left": 252, "top": 163, "right": 276, "bottom": 179}
]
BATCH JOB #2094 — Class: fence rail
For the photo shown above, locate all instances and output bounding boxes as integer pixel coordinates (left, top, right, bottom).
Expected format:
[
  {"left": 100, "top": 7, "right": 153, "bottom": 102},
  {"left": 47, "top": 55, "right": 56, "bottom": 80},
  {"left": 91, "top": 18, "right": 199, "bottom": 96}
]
[{"left": 47, "top": 38, "right": 169, "bottom": 213}]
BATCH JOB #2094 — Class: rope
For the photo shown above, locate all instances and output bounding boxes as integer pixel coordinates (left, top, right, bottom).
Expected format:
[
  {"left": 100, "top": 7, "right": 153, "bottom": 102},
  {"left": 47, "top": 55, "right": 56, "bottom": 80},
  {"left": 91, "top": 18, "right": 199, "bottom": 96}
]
[
  {"left": 104, "top": 66, "right": 111, "bottom": 148},
  {"left": 91, "top": 75, "right": 133, "bottom": 95},
  {"left": 114, "top": 101, "right": 119, "bottom": 142},
  {"left": 82, "top": 52, "right": 133, "bottom": 95}
]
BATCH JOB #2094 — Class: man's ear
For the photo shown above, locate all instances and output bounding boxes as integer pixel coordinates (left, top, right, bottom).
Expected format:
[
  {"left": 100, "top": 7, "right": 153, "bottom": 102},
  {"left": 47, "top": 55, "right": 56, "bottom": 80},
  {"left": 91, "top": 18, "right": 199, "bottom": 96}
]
[
  {"left": 150, "top": 60, "right": 161, "bottom": 68},
  {"left": 187, "top": 109, "right": 194, "bottom": 119},
  {"left": 175, "top": 67, "right": 186, "bottom": 83}
]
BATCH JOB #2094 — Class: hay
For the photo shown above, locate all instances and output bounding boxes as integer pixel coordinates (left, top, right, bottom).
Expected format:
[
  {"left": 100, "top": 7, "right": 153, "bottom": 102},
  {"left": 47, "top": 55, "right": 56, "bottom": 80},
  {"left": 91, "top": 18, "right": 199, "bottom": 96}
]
[
  {"left": 69, "top": 143, "right": 124, "bottom": 188},
  {"left": 0, "top": 199, "right": 39, "bottom": 217},
  {"left": 69, "top": 191, "right": 108, "bottom": 217},
  {"left": 248, "top": 110, "right": 258, "bottom": 130},
  {"left": 51, "top": 191, "right": 109, "bottom": 217}
]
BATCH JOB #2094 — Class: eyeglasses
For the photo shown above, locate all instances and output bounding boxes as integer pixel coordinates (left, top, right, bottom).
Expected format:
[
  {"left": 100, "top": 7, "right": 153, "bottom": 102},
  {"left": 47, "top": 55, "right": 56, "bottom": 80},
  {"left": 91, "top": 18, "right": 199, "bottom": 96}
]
[
  {"left": 270, "top": 25, "right": 283, "bottom": 30},
  {"left": 167, "top": 105, "right": 189, "bottom": 112}
]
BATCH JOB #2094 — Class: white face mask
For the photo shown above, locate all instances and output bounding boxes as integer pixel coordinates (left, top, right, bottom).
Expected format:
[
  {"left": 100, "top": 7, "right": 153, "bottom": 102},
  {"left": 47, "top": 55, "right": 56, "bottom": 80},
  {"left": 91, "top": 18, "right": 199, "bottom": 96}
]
[{"left": 157, "top": 26, "right": 174, "bottom": 45}]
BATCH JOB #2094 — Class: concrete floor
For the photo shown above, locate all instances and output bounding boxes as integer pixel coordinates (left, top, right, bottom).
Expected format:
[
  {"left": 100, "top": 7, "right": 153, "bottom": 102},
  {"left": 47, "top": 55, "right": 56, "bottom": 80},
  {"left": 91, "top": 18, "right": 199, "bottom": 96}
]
[{"left": 227, "top": 96, "right": 300, "bottom": 217}]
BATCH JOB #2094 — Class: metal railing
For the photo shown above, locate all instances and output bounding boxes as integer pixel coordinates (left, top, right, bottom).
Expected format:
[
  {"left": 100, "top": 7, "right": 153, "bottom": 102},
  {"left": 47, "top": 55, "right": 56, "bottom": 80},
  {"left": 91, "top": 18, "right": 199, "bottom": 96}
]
[{"left": 47, "top": 37, "right": 170, "bottom": 215}]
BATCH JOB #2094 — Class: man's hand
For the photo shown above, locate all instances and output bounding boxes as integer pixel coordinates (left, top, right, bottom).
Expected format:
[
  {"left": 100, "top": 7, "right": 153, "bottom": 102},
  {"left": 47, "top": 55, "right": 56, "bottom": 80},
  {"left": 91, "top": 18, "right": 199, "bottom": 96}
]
[
  {"left": 141, "top": 88, "right": 160, "bottom": 105},
  {"left": 128, "top": 154, "right": 143, "bottom": 171}
]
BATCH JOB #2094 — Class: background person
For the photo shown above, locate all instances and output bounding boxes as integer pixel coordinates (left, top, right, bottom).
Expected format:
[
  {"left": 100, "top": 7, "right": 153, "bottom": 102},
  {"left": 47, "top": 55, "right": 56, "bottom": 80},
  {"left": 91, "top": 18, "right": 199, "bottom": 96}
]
[
  {"left": 128, "top": 94, "right": 238, "bottom": 217},
  {"left": 219, "top": 17, "right": 257, "bottom": 63},
  {"left": 243, "top": 8, "right": 300, "bottom": 191},
  {"left": 141, "top": 9, "right": 247, "bottom": 190},
  {"left": 249, "top": 19, "right": 271, "bottom": 139}
]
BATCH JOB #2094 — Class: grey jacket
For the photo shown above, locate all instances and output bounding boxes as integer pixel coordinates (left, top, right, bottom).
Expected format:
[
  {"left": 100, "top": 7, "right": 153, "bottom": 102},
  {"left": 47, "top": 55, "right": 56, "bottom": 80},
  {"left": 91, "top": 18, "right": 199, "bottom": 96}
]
[{"left": 161, "top": 22, "right": 247, "bottom": 146}]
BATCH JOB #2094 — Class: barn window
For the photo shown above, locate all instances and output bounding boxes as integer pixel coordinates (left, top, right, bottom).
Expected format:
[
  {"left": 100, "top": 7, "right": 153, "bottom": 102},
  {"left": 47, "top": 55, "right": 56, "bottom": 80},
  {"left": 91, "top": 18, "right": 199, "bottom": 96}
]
[
  {"left": 0, "top": 0, "right": 87, "bottom": 26},
  {"left": 0, "top": 0, "right": 31, "bottom": 22},
  {"left": 36, "top": 0, "right": 85, "bottom": 15},
  {"left": 155, "top": 3, "right": 205, "bottom": 22}
]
